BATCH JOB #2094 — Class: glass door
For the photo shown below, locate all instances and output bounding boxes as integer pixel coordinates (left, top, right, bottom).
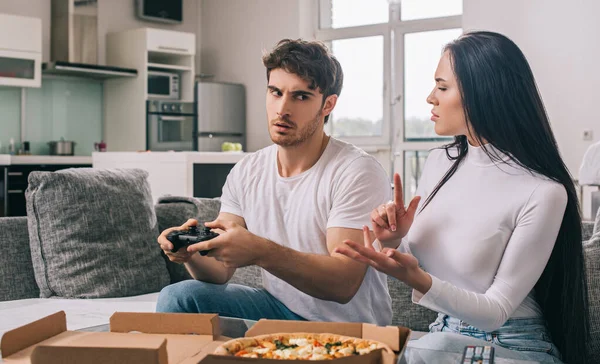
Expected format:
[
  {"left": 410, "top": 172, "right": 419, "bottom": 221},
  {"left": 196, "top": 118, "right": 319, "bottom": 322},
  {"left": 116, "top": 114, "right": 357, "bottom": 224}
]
[{"left": 0, "top": 50, "right": 41, "bottom": 88}]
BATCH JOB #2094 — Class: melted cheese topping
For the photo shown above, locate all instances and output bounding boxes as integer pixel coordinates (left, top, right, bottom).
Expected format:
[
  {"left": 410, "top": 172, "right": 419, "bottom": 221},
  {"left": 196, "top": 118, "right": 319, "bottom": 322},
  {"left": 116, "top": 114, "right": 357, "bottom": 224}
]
[{"left": 233, "top": 337, "right": 381, "bottom": 360}]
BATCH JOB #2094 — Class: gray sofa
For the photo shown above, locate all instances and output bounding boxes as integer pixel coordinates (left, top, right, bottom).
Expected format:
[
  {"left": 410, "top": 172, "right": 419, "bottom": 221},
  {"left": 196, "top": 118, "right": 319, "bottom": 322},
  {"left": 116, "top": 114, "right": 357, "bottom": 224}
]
[{"left": 1, "top": 191, "right": 599, "bottom": 358}]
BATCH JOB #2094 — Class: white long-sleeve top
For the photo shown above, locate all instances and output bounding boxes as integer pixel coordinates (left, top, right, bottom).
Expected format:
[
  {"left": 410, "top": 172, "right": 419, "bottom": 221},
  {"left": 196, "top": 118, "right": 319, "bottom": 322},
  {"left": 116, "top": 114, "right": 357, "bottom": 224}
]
[{"left": 403, "top": 143, "right": 567, "bottom": 331}]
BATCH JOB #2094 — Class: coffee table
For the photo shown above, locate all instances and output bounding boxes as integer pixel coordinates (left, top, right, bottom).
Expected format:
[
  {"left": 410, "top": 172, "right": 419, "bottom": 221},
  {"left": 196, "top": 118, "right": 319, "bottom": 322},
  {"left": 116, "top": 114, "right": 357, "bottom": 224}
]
[{"left": 79, "top": 318, "right": 542, "bottom": 364}]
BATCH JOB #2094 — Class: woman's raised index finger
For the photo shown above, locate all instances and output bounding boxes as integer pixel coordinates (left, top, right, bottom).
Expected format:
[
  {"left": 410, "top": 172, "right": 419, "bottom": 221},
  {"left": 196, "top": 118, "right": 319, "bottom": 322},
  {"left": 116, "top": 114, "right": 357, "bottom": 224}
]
[{"left": 394, "top": 173, "right": 405, "bottom": 207}]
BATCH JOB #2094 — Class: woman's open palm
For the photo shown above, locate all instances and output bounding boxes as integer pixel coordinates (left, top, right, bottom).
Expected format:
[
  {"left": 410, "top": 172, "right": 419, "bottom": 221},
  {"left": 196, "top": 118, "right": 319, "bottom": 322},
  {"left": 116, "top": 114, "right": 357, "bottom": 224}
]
[{"left": 334, "top": 226, "right": 420, "bottom": 283}]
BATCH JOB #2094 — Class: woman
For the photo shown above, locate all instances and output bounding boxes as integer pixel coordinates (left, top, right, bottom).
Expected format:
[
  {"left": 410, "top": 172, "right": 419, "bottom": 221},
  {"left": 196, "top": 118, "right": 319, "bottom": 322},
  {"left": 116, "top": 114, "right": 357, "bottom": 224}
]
[{"left": 335, "top": 31, "right": 589, "bottom": 363}]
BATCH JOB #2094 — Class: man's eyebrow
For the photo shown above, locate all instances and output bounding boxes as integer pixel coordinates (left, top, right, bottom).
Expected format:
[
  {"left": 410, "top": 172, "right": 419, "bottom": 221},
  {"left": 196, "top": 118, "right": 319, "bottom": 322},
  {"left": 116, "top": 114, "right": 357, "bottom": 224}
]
[
  {"left": 291, "top": 90, "right": 315, "bottom": 97},
  {"left": 435, "top": 77, "right": 446, "bottom": 82},
  {"left": 267, "top": 86, "right": 316, "bottom": 97}
]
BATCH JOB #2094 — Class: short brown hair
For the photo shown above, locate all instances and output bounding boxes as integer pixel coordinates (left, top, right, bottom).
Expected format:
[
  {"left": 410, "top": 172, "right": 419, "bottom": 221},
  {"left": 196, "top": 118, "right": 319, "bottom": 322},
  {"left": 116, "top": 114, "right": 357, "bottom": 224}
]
[{"left": 262, "top": 39, "right": 343, "bottom": 123}]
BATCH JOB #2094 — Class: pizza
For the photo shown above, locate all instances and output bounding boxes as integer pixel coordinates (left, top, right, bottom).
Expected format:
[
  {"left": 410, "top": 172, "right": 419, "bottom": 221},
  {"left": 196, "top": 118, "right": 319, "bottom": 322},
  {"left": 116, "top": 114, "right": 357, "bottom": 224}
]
[{"left": 213, "top": 332, "right": 393, "bottom": 360}]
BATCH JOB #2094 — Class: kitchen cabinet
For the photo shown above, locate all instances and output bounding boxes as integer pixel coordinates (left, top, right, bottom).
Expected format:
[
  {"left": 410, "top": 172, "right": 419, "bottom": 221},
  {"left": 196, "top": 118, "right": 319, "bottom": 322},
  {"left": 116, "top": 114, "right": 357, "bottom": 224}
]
[
  {"left": 0, "top": 167, "right": 5, "bottom": 217},
  {"left": 104, "top": 28, "right": 196, "bottom": 152},
  {"left": 0, "top": 14, "right": 42, "bottom": 88},
  {"left": 1, "top": 164, "right": 91, "bottom": 217},
  {"left": 193, "top": 163, "right": 236, "bottom": 198},
  {"left": 146, "top": 28, "right": 195, "bottom": 55}
]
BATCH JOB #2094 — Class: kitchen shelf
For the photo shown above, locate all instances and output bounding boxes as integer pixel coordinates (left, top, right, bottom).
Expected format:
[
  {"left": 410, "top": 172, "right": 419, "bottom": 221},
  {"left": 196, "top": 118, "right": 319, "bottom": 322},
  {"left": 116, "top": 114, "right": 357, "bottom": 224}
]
[{"left": 147, "top": 63, "right": 192, "bottom": 71}]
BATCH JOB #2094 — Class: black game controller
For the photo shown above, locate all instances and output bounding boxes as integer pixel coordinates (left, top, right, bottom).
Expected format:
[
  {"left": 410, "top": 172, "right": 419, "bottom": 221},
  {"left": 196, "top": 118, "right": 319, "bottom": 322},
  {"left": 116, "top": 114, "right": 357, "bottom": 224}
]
[{"left": 166, "top": 225, "right": 219, "bottom": 256}]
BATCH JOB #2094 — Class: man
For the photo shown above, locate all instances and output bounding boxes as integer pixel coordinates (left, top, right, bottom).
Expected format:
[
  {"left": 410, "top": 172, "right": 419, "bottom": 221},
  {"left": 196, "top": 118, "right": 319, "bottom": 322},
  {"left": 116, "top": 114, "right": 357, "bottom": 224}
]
[{"left": 156, "top": 39, "right": 392, "bottom": 325}]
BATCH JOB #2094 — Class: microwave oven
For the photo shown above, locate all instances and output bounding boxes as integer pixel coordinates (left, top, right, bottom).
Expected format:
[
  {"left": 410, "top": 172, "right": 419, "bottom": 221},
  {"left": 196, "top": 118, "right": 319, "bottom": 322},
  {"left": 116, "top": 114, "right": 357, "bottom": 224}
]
[{"left": 148, "top": 70, "right": 180, "bottom": 100}]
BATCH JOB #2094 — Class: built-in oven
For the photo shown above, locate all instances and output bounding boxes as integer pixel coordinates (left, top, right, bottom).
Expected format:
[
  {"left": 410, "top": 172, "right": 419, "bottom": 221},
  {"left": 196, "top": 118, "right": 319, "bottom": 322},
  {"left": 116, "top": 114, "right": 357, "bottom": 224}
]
[
  {"left": 147, "top": 70, "right": 180, "bottom": 100},
  {"left": 146, "top": 100, "right": 196, "bottom": 151}
]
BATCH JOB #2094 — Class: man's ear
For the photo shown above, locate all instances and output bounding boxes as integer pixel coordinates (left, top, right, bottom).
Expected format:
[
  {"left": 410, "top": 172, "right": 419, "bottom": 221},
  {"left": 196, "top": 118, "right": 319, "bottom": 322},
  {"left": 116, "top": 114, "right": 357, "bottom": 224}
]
[{"left": 321, "top": 94, "right": 338, "bottom": 117}]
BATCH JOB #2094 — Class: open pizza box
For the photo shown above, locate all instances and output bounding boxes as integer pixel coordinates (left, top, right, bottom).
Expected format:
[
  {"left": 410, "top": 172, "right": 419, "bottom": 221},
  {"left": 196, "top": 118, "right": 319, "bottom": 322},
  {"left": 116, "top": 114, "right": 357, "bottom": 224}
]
[
  {"left": 1, "top": 312, "right": 411, "bottom": 364},
  {"left": 198, "top": 319, "right": 411, "bottom": 364},
  {"left": 0, "top": 311, "right": 229, "bottom": 364}
]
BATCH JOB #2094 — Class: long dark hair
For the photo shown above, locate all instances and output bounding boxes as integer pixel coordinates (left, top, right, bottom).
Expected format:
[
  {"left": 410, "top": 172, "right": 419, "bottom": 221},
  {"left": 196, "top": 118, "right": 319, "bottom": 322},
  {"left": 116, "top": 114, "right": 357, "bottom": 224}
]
[{"left": 421, "top": 31, "right": 589, "bottom": 363}]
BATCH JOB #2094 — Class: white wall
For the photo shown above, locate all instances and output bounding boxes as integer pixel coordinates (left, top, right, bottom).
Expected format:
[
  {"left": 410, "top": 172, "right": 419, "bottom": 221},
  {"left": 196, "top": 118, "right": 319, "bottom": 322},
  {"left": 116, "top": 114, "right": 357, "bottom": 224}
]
[
  {"left": 199, "top": 0, "right": 302, "bottom": 152},
  {"left": 463, "top": 0, "right": 599, "bottom": 179},
  {"left": 463, "top": 0, "right": 600, "bottom": 219},
  {"left": 0, "top": 0, "right": 200, "bottom": 71}
]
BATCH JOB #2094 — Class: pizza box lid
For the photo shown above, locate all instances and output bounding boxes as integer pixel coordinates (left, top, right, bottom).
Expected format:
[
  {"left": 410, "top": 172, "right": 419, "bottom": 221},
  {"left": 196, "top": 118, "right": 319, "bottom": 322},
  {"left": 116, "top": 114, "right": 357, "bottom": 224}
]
[
  {"left": 1, "top": 311, "right": 229, "bottom": 364},
  {"left": 197, "top": 320, "right": 411, "bottom": 364}
]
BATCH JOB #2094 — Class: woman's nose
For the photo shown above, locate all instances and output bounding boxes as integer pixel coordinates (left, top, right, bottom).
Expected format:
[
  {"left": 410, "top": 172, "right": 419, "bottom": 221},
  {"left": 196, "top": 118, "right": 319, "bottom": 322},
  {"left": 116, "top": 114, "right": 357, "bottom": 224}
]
[{"left": 426, "top": 91, "right": 436, "bottom": 105}]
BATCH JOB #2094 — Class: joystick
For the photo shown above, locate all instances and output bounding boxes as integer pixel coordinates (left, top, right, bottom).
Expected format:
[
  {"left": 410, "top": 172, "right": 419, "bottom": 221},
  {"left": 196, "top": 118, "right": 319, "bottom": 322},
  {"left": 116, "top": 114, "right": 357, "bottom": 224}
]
[{"left": 166, "top": 225, "right": 218, "bottom": 256}]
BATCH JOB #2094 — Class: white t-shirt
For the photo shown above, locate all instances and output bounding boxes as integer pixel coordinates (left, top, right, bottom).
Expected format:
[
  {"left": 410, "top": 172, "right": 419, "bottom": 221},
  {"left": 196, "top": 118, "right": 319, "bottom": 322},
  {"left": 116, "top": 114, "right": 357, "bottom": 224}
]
[
  {"left": 220, "top": 137, "right": 393, "bottom": 325},
  {"left": 404, "top": 143, "right": 567, "bottom": 331}
]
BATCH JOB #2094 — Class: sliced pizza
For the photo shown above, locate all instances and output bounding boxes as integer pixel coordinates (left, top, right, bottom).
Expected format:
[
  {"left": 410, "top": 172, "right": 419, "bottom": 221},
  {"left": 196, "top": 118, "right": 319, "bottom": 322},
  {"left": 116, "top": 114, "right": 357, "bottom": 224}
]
[{"left": 213, "top": 332, "right": 393, "bottom": 360}]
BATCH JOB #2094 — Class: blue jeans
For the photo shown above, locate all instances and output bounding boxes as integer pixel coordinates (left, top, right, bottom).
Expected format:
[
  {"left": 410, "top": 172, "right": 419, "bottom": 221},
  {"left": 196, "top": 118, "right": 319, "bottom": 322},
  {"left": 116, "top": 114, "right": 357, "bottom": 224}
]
[
  {"left": 156, "top": 280, "right": 306, "bottom": 321},
  {"left": 408, "top": 313, "right": 562, "bottom": 363}
]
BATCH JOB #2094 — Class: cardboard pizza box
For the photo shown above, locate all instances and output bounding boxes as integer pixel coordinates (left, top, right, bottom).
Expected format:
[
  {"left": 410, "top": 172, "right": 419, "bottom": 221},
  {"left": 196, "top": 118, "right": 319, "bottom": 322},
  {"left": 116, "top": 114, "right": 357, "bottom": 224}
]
[
  {"left": 198, "top": 319, "right": 411, "bottom": 364},
  {"left": 0, "top": 311, "right": 228, "bottom": 364},
  {"left": 2, "top": 312, "right": 411, "bottom": 364}
]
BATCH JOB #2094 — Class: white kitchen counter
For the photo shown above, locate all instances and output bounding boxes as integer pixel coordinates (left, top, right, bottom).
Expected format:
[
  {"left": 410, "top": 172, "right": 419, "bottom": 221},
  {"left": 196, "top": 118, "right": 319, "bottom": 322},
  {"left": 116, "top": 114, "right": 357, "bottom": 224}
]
[
  {"left": 92, "top": 151, "right": 247, "bottom": 164},
  {"left": 0, "top": 155, "right": 93, "bottom": 165},
  {"left": 92, "top": 151, "right": 250, "bottom": 202}
]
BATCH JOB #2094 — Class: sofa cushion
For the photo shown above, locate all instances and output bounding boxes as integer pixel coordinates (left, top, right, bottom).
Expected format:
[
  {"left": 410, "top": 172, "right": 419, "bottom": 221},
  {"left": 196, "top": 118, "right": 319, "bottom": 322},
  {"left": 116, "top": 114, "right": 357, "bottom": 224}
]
[
  {"left": 389, "top": 277, "right": 438, "bottom": 330},
  {"left": 26, "top": 168, "right": 170, "bottom": 298},
  {"left": 0, "top": 217, "right": 39, "bottom": 301},
  {"left": 155, "top": 196, "right": 221, "bottom": 283}
]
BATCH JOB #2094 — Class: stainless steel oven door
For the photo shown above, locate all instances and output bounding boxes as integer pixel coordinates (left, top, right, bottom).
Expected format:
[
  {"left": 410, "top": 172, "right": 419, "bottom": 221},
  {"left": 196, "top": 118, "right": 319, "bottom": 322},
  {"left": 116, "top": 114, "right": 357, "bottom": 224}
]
[{"left": 147, "top": 114, "right": 195, "bottom": 151}]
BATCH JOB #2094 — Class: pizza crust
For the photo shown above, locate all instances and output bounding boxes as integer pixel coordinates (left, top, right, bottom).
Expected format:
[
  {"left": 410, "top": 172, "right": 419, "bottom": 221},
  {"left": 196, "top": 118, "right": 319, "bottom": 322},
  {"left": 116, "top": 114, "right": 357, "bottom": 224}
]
[{"left": 213, "top": 332, "right": 393, "bottom": 358}]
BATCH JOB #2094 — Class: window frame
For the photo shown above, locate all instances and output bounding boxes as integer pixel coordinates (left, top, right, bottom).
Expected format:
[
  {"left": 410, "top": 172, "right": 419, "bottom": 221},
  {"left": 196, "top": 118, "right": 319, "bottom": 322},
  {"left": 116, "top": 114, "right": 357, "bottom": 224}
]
[
  {"left": 309, "top": 1, "right": 462, "bottom": 184},
  {"left": 391, "top": 15, "right": 461, "bottom": 194},
  {"left": 316, "top": 24, "right": 392, "bottom": 148}
]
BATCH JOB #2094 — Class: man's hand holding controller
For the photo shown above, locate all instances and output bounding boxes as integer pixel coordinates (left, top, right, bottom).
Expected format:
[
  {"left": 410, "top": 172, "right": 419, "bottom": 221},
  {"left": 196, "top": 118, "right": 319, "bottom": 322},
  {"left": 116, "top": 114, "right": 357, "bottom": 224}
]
[{"left": 158, "top": 219, "right": 218, "bottom": 263}]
